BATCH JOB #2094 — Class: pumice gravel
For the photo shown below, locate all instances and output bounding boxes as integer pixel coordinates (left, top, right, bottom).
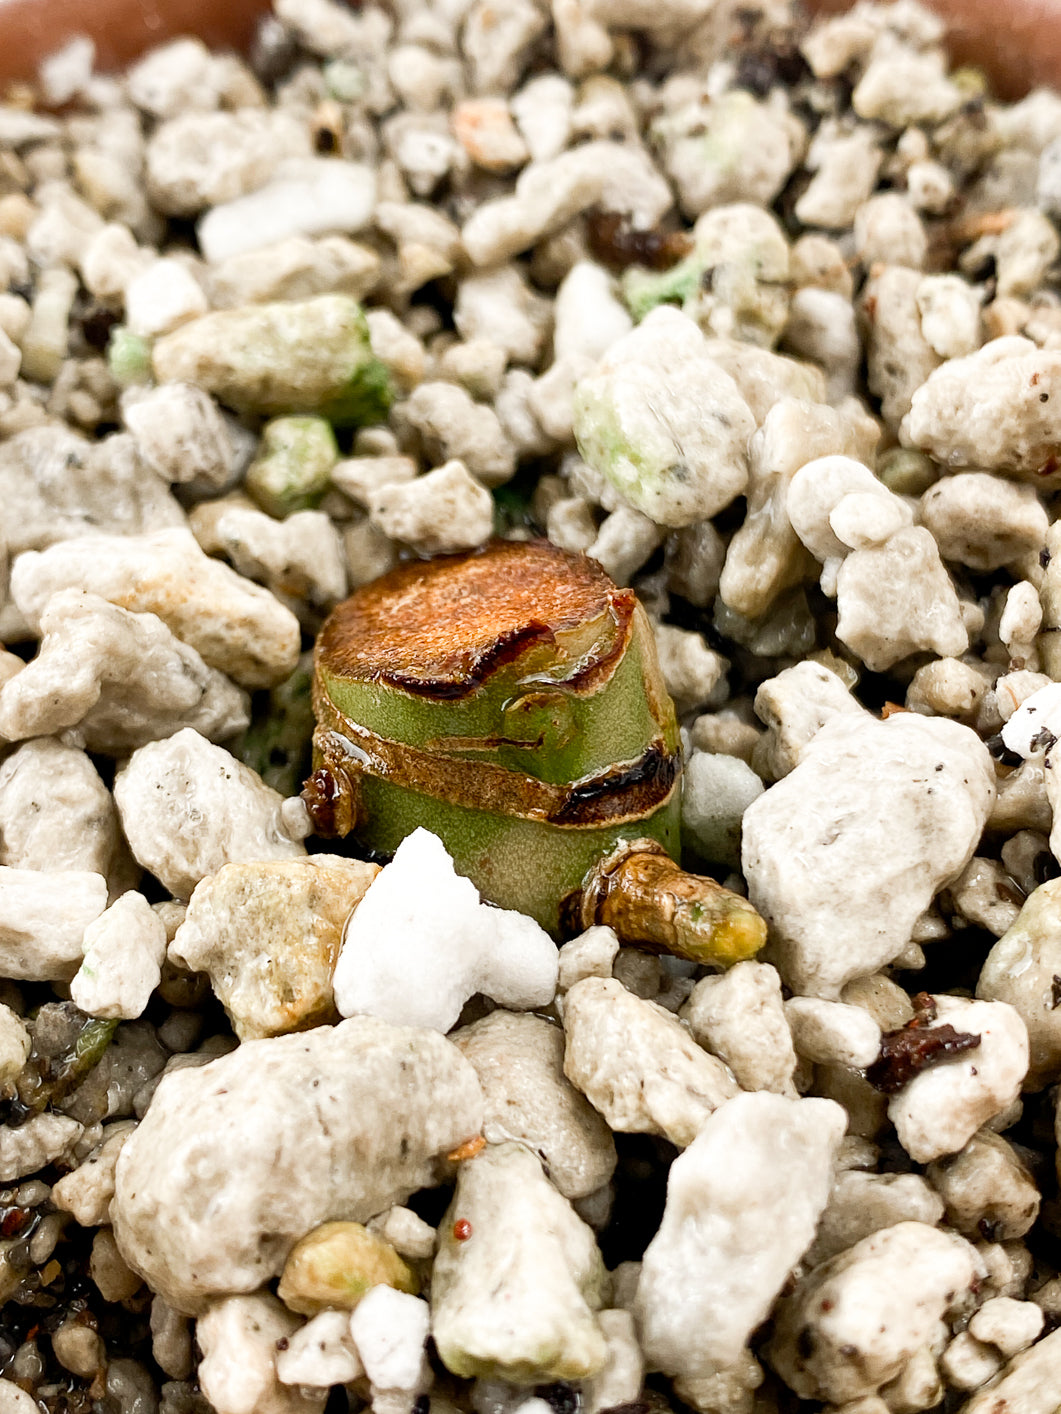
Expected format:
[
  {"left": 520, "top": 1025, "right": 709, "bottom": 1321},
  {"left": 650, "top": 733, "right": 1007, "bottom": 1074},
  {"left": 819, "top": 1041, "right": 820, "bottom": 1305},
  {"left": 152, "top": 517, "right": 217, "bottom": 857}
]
[{"left": 6, "top": 0, "right": 1061, "bottom": 1410}]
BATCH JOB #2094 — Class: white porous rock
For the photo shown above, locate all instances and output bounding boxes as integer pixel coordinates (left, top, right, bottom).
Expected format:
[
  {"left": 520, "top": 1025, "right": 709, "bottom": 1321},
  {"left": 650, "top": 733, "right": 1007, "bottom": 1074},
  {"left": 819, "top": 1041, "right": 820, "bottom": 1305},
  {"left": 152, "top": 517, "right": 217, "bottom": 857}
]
[
  {"left": 557, "top": 926, "right": 620, "bottom": 992},
  {"left": 0, "top": 868, "right": 108, "bottom": 982},
  {"left": 786, "top": 454, "right": 912, "bottom": 593},
  {"left": 769, "top": 1222, "right": 982, "bottom": 1404},
  {"left": 968, "top": 1297, "right": 1044, "bottom": 1358},
  {"left": 700, "top": 338, "right": 828, "bottom": 425},
  {"left": 113, "top": 729, "right": 305, "bottom": 901},
  {"left": 652, "top": 624, "right": 726, "bottom": 714},
  {"left": 0, "top": 1002, "right": 29, "bottom": 1087},
  {"left": 511, "top": 73, "right": 573, "bottom": 161},
  {"left": 198, "top": 158, "right": 377, "bottom": 264},
  {"left": 573, "top": 308, "right": 754, "bottom": 528},
  {"left": 71, "top": 891, "right": 167, "bottom": 1021},
  {"left": 916, "top": 273, "right": 983, "bottom": 360},
  {"left": 952, "top": 1326, "right": 1061, "bottom": 1414},
  {"left": 349, "top": 1286, "right": 430, "bottom": 1396},
  {"left": 366, "top": 1206, "right": 436, "bottom": 1262},
  {"left": 369, "top": 461, "right": 494, "bottom": 556},
  {"left": 121, "top": 382, "right": 242, "bottom": 493},
  {"left": 806, "top": 1169, "right": 945, "bottom": 1267},
  {"left": 276, "top": 1309, "right": 362, "bottom": 1389},
  {"left": 125, "top": 36, "right": 229, "bottom": 118},
  {"left": 124, "top": 257, "right": 208, "bottom": 339},
  {"left": 197, "top": 1293, "right": 323, "bottom": 1414},
  {"left": 51, "top": 1121, "right": 138, "bottom": 1227},
  {"left": 582, "top": 1309, "right": 643, "bottom": 1414},
  {"left": 453, "top": 1011, "right": 616, "bottom": 1201},
  {"left": 864, "top": 264, "right": 943, "bottom": 430},
  {"left": 942, "top": 1331, "right": 1004, "bottom": 1392},
  {"left": 853, "top": 193, "right": 928, "bottom": 271},
  {"left": 835, "top": 526, "right": 969, "bottom": 671},
  {"left": 635, "top": 1092, "right": 845, "bottom": 1380},
  {"left": 11, "top": 528, "right": 301, "bottom": 689},
  {"left": 784, "top": 996, "right": 882, "bottom": 1069},
  {"left": 0, "top": 1112, "right": 84, "bottom": 1183},
  {"left": 920, "top": 474, "right": 1047, "bottom": 572},
  {"left": 1001, "top": 681, "right": 1061, "bottom": 759},
  {"left": 0, "top": 425, "right": 184, "bottom": 560},
  {"left": 906, "top": 658, "right": 991, "bottom": 723},
  {"left": 553, "top": 261, "right": 632, "bottom": 363},
  {"left": 0, "top": 739, "right": 133, "bottom": 893},
  {"left": 454, "top": 265, "right": 551, "bottom": 367},
  {"left": 682, "top": 961, "right": 797, "bottom": 1096},
  {"left": 681, "top": 751, "right": 763, "bottom": 869},
  {"left": 461, "top": 140, "right": 671, "bottom": 267},
  {"left": 889, "top": 996, "right": 1029, "bottom": 1163},
  {"left": 333, "top": 830, "right": 557, "bottom": 1034},
  {"left": 209, "top": 234, "right": 381, "bottom": 309},
  {"left": 719, "top": 398, "right": 867, "bottom": 620},
  {"left": 0, "top": 591, "right": 250, "bottom": 752},
  {"left": 586, "top": 505, "right": 663, "bottom": 586},
  {"left": 191, "top": 505, "right": 348, "bottom": 613},
  {"left": 948, "top": 857, "right": 1023, "bottom": 938},
  {"left": 398, "top": 382, "right": 515, "bottom": 487},
  {"left": 999, "top": 583, "right": 1043, "bottom": 662},
  {"left": 978, "top": 879, "right": 1061, "bottom": 1088},
  {"left": 783, "top": 286, "right": 860, "bottom": 402},
  {"left": 145, "top": 109, "right": 312, "bottom": 217},
  {"left": 795, "top": 122, "right": 882, "bottom": 231},
  {"left": 111, "top": 1016, "right": 482, "bottom": 1314},
  {"left": 854, "top": 47, "right": 962, "bottom": 126},
  {"left": 431, "top": 1142, "right": 607, "bottom": 1384},
  {"left": 172, "top": 856, "right": 379, "bottom": 1041},
  {"left": 742, "top": 713, "right": 995, "bottom": 998},
  {"left": 79, "top": 223, "right": 151, "bottom": 301},
  {"left": 901, "top": 337, "right": 1061, "bottom": 477},
  {"left": 927, "top": 1129, "right": 1040, "bottom": 1241},
  {"left": 752, "top": 660, "right": 869, "bottom": 781},
  {"left": 562, "top": 976, "right": 738, "bottom": 1147}
]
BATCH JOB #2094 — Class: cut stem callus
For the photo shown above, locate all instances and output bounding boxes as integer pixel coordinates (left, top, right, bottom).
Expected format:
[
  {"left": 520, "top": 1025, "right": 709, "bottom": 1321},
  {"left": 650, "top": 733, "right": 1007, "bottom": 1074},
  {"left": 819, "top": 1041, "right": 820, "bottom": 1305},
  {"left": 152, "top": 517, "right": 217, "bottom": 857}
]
[{"left": 305, "top": 539, "right": 765, "bottom": 965}]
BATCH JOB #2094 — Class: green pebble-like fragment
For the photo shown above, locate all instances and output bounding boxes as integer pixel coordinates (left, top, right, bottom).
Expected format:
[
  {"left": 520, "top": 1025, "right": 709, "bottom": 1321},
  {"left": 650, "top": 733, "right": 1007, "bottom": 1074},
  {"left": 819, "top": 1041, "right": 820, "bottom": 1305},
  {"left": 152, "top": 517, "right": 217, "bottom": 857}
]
[
  {"left": 246, "top": 416, "right": 338, "bottom": 518},
  {"left": 108, "top": 327, "right": 153, "bottom": 386},
  {"left": 151, "top": 294, "right": 393, "bottom": 425}
]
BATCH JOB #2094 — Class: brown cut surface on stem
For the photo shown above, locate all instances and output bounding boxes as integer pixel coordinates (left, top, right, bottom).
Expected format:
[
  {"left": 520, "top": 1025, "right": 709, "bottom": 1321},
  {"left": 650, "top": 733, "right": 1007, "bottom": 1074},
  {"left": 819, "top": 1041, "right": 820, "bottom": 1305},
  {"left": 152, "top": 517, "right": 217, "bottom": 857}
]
[{"left": 317, "top": 539, "right": 635, "bottom": 698}]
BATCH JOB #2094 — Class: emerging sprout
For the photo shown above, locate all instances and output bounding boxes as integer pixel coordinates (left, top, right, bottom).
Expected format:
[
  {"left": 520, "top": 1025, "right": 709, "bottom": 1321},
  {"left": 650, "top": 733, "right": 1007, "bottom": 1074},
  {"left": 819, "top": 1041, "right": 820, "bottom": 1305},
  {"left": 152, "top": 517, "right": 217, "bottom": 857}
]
[{"left": 305, "top": 539, "right": 764, "bottom": 966}]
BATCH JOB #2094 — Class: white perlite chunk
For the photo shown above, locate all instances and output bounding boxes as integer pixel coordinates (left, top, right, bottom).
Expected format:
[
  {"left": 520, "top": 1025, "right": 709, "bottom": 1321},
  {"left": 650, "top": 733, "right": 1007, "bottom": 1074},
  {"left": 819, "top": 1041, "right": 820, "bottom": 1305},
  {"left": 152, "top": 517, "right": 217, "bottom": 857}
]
[
  {"left": 768, "top": 1222, "right": 982, "bottom": 1404},
  {"left": 0, "top": 1112, "right": 84, "bottom": 1183},
  {"left": 682, "top": 961, "right": 798, "bottom": 1096},
  {"left": 635, "top": 1092, "right": 845, "bottom": 1380},
  {"left": 124, "top": 257, "right": 208, "bottom": 339},
  {"left": 562, "top": 976, "right": 738, "bottom": 1147},
  {"left": 454, "top": 1011, "right": 616, "bottom": 1201},
  {"left": 573, "top": 308, "right": 755, "bottom": 528},
  {"left": 900, "top": 337, "right": 1061, "bottom": 477},
  {"left": 554, "top": 261, "right": 632, "bottom": 363},
  {"left": 806, "top": 1170, "right": 945, "bottom": 1267},
  {"left": 333, "top": 829, "right": 557, "bottom": 1033},
  {"left": 461, "top": 140, "right": 671, "bottom": 267},
  {"left": 398, "top": 382, "right": 516, "bottom": 487},
  {"left": 51, "top": 1122, "right": 138, "bottom": 1228},
  {"left": 197, "top": 1294, "right": 323, "bottom": 1414},
  {"left": 191, "top": 505, "right": 348, "bottom": 613},
  {"left": 431, "top": 1142, "right": 607, "bottom": 1384},
  {"left": 171, "top": 856, "right": 379, "bottom": 1041},
  {"left": 742, "top": 713, "right": 995, "bottom": 998},
  {"left": 0, "top": 425, "right": 184, "bottom": 560},
  {"left": 888, "top": 996, "right": 1029, "bottom": 1163},
  {"left": 113, "top": 729, "right": 305, "bottom": 900},
  {"left": 582, "top": 1310, "right": 643, "bottom": 1414},
  {"left": 681, "top": 751, "right": 763, "bottom": 869},
  {"left": 0, "top": 591, "right": 250, "bottom": 752},
  {"left": 920, "top": 473, "right": 1048, "bottom": 571},
  {"left": 349, "top": 1286, "right": 430, "bottom": 1396},
  {"left": 0, "top": 739, "right": 132, "bottom": 891},
  {"left": 10, "top": 528, "right": 301, "bottom": 689},
  {"left": 979, "top": 878, "right": 1061, "bottom": 1089},
  {"left": 927, "top": 1129, "right": 1040, "bottom": 1241},
  {"left": 121, "top": 382, "right": 241, "bottom": 493},
  {"left": 835, "top": 526, "right": 969, "bottom": 671},
  {"left": 0, "top": 1002, "right": 29, "bottom": 1086},
  {"left": 369, "top": 461, "right": 494, "bottom": 555},
  {"left": 208, "top": 234, "right": 380, "bottom": 309},
  {"left": 111, "top": 1016, "right": 483, "bottom": 1314},
  {"left": 968, "top": 1297, "right": 1044, "bottom": 1357},
  {"left": 71, "top": 891, "right": 168, "bottom": 1021},
  {"left": 752, "top": 660, "right": 868, "bottom": 781},
  {"left": 198, "top": 158, "right": 377, "bottom": 264},
  {"left": 557, "top": 926, "right": 620, "bottom": 992},
  {"left": 276, "top": 1310, "right": 362, "bottom": 1389},
  {"left": 0, "top": 868, "right": 108, "bottom": 982},
  {"left": 145, "top": 110, "right": 312, "bottom": 217},
  {"left": 784, "top": 996, "right": 882, "bottom": 1069},
  {"left": 952, "top": 1327, "right": 1061, "bottom": 1414}
]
